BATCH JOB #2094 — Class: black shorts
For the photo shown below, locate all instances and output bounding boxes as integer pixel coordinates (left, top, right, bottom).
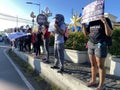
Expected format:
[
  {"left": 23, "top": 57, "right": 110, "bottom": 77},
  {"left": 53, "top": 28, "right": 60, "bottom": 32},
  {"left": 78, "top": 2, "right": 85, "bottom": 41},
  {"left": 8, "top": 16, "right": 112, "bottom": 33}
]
[{"left": 87, "top": 41, "right": 108, "bottom": 58}]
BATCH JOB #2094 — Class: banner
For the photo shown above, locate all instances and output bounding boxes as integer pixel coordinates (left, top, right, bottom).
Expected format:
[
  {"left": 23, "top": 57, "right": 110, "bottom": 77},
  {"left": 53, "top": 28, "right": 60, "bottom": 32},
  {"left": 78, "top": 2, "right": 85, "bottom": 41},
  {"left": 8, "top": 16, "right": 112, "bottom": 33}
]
[
  {"left": 5, "top": 32, "right": 31, "bottom": 40},
  {"left": 82, "top": 0, "right": 104, "bottom": 23}
]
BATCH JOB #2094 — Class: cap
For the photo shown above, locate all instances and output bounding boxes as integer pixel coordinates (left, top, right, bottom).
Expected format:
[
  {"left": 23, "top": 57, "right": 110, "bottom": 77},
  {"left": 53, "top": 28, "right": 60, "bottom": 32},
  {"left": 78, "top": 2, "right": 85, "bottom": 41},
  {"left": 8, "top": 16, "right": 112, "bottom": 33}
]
[{"left": 54, "top": 14, "right": 64, "bottom": 22}]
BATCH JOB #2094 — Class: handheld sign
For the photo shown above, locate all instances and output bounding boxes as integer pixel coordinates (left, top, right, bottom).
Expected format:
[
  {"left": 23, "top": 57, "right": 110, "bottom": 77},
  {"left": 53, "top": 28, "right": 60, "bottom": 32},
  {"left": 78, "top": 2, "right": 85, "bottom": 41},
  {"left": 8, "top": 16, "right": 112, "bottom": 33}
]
[
  {"left": 5, "top": 32, "right": 31, "bottom": 41},
  {"left": 36, "top": 14, "right": 47, "bottom": 25},
  {"left": 82, "top": 0, "right": 104, "bottom": 23}
]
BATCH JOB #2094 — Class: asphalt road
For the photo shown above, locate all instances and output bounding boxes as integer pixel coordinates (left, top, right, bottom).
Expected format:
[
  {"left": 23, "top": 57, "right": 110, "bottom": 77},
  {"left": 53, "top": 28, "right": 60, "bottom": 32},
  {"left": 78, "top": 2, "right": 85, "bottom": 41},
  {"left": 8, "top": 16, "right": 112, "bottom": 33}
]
[{"left": 0, "top": 42, "right": 34, "bottom": 90}]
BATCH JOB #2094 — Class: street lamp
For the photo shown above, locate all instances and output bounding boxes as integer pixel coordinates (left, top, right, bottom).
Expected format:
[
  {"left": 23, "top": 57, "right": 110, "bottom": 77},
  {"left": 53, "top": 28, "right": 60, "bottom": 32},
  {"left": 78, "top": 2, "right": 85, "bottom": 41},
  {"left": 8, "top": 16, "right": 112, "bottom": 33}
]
[
  {"left": 26, "top": 2, "right": 40, "bottom": 14},
  {"left": 30, "top": 11, "right": 36, "bottom": 28}
]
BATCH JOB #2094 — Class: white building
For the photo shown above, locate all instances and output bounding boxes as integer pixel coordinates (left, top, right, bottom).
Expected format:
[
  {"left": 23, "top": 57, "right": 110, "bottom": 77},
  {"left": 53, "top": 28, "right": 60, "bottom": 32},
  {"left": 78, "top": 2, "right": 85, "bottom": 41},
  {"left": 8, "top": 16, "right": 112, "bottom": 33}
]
[{"left": 104, "top": 13, "right": 118, "bottom": 26}]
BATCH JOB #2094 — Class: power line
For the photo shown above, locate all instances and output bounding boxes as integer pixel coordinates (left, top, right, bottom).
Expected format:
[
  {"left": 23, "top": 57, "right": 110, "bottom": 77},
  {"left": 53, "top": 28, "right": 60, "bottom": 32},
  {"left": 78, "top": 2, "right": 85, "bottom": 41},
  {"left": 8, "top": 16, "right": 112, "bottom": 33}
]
[{"left": 0, "top": 13, "right": 32, "bottom": 24}]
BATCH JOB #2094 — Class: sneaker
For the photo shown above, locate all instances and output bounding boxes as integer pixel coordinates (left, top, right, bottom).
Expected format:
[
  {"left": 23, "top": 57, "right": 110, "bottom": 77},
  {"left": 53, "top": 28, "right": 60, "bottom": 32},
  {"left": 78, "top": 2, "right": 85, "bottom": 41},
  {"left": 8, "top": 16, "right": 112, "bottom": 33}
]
[
  {"left": 51, "top": 66, "right": 59, "bottom": 69},
  {"left": 57, "top": 68, "right": 64, "bottom": 73}
]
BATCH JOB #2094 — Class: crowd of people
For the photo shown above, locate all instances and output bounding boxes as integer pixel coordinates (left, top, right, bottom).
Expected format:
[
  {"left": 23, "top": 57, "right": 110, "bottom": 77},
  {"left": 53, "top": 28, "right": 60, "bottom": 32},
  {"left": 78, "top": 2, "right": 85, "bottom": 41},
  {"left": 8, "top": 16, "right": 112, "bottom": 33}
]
[
  {"left": 13, "top": 23, "right": 51, "bottom": 64},
  {"left": 5, "top": 13, "right": 112, "bottom": 90},
  {"left": 5, "top": 14, "right": 66, "bottom": 74}
]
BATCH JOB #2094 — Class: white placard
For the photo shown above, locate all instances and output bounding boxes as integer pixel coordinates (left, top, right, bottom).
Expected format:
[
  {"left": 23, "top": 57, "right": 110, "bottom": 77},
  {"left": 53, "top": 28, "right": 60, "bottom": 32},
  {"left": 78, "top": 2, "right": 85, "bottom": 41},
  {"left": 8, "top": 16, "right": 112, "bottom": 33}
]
[
  {"left": 5, "top": 32, "right": 31, "bottom": 40},
  {"left": 82, "top": 0, "right": 104, "bottom": 23}
]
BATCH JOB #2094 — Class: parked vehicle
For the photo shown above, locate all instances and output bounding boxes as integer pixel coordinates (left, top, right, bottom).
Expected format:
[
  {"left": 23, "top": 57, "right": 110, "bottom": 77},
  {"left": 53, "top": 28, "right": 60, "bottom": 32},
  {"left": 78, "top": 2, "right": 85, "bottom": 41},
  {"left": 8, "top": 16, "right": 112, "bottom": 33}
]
[{"left": 0, "top": 35, "right": 3, "bottom": 42}]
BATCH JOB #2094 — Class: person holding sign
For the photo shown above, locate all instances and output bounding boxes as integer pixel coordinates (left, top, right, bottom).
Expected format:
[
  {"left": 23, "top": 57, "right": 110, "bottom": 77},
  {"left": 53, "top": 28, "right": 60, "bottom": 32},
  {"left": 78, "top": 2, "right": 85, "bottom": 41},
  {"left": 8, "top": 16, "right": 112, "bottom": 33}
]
[{"left": 82, "top": 16, "right": 112, "bottom": 90}]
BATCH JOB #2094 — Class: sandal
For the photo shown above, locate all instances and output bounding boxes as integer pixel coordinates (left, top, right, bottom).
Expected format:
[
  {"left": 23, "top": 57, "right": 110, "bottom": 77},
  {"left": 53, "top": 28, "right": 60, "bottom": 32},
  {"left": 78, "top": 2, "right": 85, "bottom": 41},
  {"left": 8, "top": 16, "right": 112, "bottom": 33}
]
[
  {"left": 86, "top": 81, "right": 96, "bottom": 87},
  {"left": 96, "top": 86, "right": 105, "bottom": 90}
]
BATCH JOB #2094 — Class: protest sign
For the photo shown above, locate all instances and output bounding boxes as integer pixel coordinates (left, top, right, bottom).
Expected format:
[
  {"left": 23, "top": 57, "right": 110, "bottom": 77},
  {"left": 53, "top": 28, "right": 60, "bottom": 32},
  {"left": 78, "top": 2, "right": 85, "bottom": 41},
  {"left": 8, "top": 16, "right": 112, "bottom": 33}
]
[
  {"left": 36, "top": 14, "right": 47, "bottom": 25},
  {"left": 82, "top": 0, "right": 104, "bottom": 23},
  {"left": 5, "top": 32, "right": 31, "bottom": 40}
]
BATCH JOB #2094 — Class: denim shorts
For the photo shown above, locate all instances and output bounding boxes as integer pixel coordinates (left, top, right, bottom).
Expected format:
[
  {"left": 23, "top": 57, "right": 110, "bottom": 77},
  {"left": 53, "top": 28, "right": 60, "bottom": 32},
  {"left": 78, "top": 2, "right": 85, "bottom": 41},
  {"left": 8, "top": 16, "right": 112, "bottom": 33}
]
[{"left": 87, "top": 41, "right": 108, "bottom": 58}]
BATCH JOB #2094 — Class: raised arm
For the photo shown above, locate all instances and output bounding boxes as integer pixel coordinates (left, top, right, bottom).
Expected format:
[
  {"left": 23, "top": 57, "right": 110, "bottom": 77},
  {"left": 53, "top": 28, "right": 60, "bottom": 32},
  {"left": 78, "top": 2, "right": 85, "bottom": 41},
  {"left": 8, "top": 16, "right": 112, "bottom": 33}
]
[
  {"left": 101, "top": 17, "right": 113, "bottom": 36},
  {"left": 54, "top": 24, "right": 65, "bottom": 35},
  {"left": 82, "top": 23, "right": 89, "bottom": 36}
]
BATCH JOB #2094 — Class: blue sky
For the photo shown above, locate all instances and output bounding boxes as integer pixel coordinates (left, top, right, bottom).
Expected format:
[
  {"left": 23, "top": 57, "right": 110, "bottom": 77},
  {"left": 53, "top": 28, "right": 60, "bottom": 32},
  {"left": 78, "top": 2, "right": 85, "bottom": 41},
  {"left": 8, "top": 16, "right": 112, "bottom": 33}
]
[{"left": 0, "top": 0, "right": 120, "bottom": 30}]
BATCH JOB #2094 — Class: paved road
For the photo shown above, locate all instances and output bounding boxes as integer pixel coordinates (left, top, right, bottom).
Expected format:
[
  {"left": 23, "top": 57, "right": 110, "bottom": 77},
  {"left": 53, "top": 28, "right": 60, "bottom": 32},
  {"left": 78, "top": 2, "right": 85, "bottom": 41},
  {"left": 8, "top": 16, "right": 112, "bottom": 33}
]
[{"left": 0, "top": 42, "right": 34, "bottom": 90}]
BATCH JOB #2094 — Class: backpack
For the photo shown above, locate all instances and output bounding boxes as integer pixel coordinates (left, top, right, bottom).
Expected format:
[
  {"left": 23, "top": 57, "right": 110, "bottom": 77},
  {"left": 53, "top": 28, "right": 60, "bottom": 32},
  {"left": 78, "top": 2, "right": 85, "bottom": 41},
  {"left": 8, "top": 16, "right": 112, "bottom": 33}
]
[
  {"left": 105, "top": 18, "right": 112, "bottom": 46},
  {"left": 106, "top": 36, "right": 112, "bottom": 46},
  {"left": 64, "top": 27, "right": 68, "bottom": 42}
]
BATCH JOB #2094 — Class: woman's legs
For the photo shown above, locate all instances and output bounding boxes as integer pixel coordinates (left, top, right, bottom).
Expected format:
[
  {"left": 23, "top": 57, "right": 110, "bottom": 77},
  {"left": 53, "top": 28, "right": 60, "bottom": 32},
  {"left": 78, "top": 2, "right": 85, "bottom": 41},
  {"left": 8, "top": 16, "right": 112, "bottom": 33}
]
[
  {"left": 88, "top": 54, "right": 106, "bottom": 89},
  {"left": 87, "top": 41, "right": 107, "bottom": 89},
  {"left": 88, "top": 54, "right": 97, "bottom": 85},
  {"left": 96, "top": 57, "right": 106, "bottom": 89}
]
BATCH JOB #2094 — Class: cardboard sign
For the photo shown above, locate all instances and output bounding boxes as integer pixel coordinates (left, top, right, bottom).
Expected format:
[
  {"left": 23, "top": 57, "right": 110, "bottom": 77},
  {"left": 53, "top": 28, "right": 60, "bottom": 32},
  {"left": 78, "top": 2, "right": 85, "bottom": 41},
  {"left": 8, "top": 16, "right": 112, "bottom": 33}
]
[
  {"left": 82, "top": 0, "right": 104, "bottom": 23},
  {"left": 36, "top": 14, "right": 47, "bottom": 25}
]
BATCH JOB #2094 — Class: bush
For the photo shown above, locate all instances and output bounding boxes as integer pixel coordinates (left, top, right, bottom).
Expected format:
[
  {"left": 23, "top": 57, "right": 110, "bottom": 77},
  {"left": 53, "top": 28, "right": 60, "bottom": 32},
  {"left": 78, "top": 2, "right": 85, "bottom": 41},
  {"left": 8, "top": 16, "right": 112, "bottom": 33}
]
[
  {"left": 108, "top": 27, "right": 120, "bottom": 57},
  {"left": 64, "top": 31, "right": 88, "bottom": 51}
]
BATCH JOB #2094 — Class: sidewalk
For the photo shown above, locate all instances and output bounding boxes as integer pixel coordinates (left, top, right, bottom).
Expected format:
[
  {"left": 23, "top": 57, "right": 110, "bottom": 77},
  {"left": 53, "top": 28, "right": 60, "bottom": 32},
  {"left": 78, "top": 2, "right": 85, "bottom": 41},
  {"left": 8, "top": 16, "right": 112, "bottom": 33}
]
[{"left": 13, "top": 48, "right": 120, "bottom": 90}]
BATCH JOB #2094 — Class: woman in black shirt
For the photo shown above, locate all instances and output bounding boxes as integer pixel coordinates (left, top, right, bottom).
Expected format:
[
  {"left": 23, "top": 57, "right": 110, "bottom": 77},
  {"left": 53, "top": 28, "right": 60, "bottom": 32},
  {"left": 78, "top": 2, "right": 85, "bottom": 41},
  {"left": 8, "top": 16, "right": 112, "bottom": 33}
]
[{"left": 82, "top": 16, "right": 112, "bottom": 90}]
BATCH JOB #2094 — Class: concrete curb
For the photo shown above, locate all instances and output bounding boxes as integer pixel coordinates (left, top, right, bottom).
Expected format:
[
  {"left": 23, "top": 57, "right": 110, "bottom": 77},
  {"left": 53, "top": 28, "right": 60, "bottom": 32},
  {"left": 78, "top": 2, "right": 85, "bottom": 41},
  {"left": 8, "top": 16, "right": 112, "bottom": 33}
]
[{"left": 13, "top": 49, "right": 95, "bottom": 90}]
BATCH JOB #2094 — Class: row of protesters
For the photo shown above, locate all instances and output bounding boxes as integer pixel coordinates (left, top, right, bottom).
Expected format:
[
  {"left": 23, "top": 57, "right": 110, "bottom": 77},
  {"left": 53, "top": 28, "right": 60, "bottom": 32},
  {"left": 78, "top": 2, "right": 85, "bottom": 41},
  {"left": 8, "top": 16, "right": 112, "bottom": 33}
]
[
  {"left": 18, "top": 28, "right": 32, "bottom": 53},
  {"left": 18, "top": 27, "right": 43, "bottom": 58}
]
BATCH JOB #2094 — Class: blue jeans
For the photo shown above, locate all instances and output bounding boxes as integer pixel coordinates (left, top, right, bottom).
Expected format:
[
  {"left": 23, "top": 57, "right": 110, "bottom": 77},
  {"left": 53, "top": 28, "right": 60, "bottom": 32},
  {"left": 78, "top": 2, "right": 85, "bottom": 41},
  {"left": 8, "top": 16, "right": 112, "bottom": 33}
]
[
  {"left": 54, "top": 43, "right": 64, "bottom": 69},
  {"left": 43, "top": 38, "right": 50, "bottom": 60}
]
